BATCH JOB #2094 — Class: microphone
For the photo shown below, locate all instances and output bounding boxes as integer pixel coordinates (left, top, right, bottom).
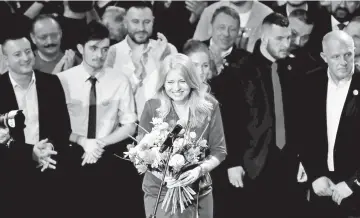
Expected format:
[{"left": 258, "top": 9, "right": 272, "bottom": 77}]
[{"left": 159, "top": 124, "right": 183, "bottom": 153}]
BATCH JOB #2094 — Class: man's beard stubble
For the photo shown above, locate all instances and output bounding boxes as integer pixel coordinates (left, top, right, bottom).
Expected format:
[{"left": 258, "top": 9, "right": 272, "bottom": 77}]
[{"left": 128, "top": 31, "right": 150, "bottom": 45}]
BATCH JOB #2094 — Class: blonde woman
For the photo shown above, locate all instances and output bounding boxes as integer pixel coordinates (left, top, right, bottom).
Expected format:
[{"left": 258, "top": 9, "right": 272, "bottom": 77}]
[{"left": 139, "top": 53, "right": 227, "bottom": 218}]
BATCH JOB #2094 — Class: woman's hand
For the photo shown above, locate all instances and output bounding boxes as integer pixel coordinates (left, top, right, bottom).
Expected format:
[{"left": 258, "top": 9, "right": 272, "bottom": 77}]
[{"left": 170, "top": 166, "right": 202, "bottom": 188}]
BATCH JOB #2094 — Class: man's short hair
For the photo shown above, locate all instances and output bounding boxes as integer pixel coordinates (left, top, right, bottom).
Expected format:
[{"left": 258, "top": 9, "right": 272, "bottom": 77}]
[
  {"left": 289, "top": 9, "right": 315, "bottom": 25},
  {"left": 31, "top": 14, "right": 61, "bottom": 33},
  {"left": 126, "top": 1, "right": 153, "bottom": 13},
  {"left": 102, "top": 6, "right": 126, "bottom": 23},
  {"left": 262, "top": 12, "right": 289, "bottom": 27},
  {"left": 80, "top": 21, "right": 109, "bottom": 45},
  {"left": 210, "top": 6, "right": 240, "bottom": 25}
]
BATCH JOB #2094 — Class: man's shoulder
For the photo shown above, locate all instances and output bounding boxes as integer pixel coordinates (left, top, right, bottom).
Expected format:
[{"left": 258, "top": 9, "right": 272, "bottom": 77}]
[
  {"left": 57, "top": 65, "right": 81, "bottom": 79},
  {"left": 253, "top": 1, "right": 273, "bottom": 15}
]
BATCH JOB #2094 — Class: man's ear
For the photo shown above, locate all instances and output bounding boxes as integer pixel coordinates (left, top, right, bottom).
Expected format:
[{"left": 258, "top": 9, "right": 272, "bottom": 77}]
[
  {"left": 320, "top": 52, "right": 327, "bottom": 63},
  {"left": 30, "top": 32, "right": 36, "bottom": 45},
  {"left": 77, "top": 44, "right": 84, "bottom": 56}
]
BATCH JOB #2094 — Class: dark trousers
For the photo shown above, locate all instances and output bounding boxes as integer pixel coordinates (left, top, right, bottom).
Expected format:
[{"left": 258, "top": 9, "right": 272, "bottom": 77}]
[
  {"left": 70, "top": 139, "right": 144, "bottom": 218},
  {"left": 213, "top": 145, "right": 309, "bottom": 218}
]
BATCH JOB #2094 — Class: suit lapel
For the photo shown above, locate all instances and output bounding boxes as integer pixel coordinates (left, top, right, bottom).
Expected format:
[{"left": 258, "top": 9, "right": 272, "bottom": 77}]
[
  {"left": 319, "top": 71, "right": 329, "bottom": 148},
  {"left": 334, "top": 72, "right": 360, "bottom": 148},
  {"left": 0, "top": 73, "right": 25, "bottom": 141},
  {"left": 0, "top": 73, "right": 19, "bottom": 112},
  {"left": 34, "top": 71, "right": 45, "bottom": 140}
]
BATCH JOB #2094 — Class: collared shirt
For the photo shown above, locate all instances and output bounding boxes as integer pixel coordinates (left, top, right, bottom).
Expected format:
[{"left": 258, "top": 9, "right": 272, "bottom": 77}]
[
  {"left": 326, "top": 69, "right": 352, "bottom": 171},
  {"left": 331, "top": 16, "right": 349, "bottom": 30},
  {"left": 58, "top": 63, "right": 137, "bottom": 138},
  {"left": 105, "top": 35, "right": 177, "bottom": 119},
  {"left": 9, "top": 71, "right": 39, "bottom": 145},
  {"left": 286, "top": 3, "right": 308, "bottom": 16},
  {"left": 210, "top": 38, "right": 233, "bottom": 59}
]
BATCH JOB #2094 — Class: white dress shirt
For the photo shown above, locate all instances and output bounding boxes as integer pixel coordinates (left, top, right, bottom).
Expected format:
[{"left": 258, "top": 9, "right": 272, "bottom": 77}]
[
  {"left": 58, "top": 63, "right": 137, "bottom": 139},
  {"left": 326, "top": 70, "right": 352, "bottom": 171},
  {"left": 105, "top": 35, "right": 177, "bottom": 119},
  {"left": 331, "top": 16, "right": 349, "bottom": 30},
  {"left": 9, "top": 71, "right": 39, "bottom": 145}
]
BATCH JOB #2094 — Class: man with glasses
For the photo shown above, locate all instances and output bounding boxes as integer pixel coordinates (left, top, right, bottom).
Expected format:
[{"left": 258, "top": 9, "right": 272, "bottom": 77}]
[{"left": 30, "top": 14, "right": 79, "bottom": 74}]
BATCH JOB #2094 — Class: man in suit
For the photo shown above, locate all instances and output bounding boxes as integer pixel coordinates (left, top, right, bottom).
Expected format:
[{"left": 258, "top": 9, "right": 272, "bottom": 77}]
[
  {"left": 193, "top": 0, "right": 273, "bottom": 53},
  {"left": 0, "top": 28, "right": 72, "bottom": 216},
  {"left": 201, "top": 6, "right": 250, "bottom": 77},
  {"left": 307, "top": 1, "right": 360, "bottom": 61},
  {"left": 218, "top": 12, "right": 303, "bottom": 217},
  {"left": 277, "top": 9, "right": 323, "bottom": 79},
  {"left": 299, "top": 30, "right": 360, "bottom": 218}
]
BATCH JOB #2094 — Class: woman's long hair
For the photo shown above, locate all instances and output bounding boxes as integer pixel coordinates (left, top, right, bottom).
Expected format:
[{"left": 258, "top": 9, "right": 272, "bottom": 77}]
[{"left": 155, "top": 53, "right": 213, "bottom": 128}]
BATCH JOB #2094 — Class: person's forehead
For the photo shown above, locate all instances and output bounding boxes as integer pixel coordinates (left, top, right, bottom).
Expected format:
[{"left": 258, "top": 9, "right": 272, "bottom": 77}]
[
  {"left": 269, "top": 24, "right": 291, "bottom": 36},
  {"left": 289, "top": 17, "right": 313, "bottom": 33},
  {"left": 127, "top": 7, "right": 153, "bottom": 18},
  {"left": 86, "top": 39, "right": 110, "bottom": 48},
  {"left": 34, "top": 19, "right": 60, "bottom": 32},
  {"left": 213, "top": 12, "right": 238, "bottom": 24},
  {"left": 326, "top": 39, "right": 353, "bottom": 53},
  {"left": 4, "top": 38, "right": 31, "bottom": 51}
]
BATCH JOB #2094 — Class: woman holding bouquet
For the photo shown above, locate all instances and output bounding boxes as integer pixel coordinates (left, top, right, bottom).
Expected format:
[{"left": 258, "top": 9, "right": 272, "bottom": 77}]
[{"left": 139, "top": 53, "right": 227, "bottom": 218}]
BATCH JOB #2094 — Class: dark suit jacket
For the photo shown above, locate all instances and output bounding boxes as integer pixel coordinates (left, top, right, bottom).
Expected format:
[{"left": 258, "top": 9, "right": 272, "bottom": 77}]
[
  {"left": 0, "top": 71, "right": 72, "bottom": 216},
  {"left": 0, "top": 71, "right": 71, "bottom": 173},
  {"left": 217, "top": 45, "right": 299, "bottom": 179},
  {"left": 299, "top": 67, "right": 360, "bottom": 191}
]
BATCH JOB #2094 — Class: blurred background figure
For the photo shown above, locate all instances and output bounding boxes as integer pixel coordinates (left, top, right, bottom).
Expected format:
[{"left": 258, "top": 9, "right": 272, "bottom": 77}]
[
  {"left": 30, "top": 14, "right": 79, "bottom": 74},
  {"left": 344, "top": 16, "right": 360, "bottom": 67},
  {"left": 102, "top": 6, "right": 127, "bottom": 45},
  {"left": 194, "top": 0, "right": 273, "bottom": 52}
]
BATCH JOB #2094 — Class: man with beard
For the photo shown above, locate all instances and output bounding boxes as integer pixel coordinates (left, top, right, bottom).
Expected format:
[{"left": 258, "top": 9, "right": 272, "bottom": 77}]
[
  {"left": 218, "top": 12, "right": 304, "bottom": 217},
  {"left": 345, "top": 16, "right": 360, "bottom": 68},
  {"left": 105, "top": 2, "right": 177, "bottom": 119},
  {"left": 277, "top": 9, "right": 322, "bottom": 79},
  {"left": 308, "top": 0, "right": 360, "bottom": 60},
  {"left": 58, "top": 21, "right": 139, "bottom": 217},
  {"left": 31, "top": 14, "right": 79, "bottom": 74},
  {"left": 274, "top": 1, "right": 319, "bottom": 17}
]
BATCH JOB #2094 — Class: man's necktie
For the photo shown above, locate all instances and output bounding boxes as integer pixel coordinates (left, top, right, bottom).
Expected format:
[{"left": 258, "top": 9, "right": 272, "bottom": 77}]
[
  {"left": 338, "top": 23, "right": 346, "bottom": 30},
  {"left": 87, "top": 77, "right": 97, "bottom": 139},
  {"left": 271, "top": 62, "right": 286, "bottom": 149}
]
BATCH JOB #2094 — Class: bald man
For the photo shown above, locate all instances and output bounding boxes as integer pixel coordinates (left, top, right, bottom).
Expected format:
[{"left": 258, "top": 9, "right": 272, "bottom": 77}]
[
  {"left": 299, "top": 30, "right": 360, "bottom": 217},
  {"left": 344, "top": 17, "right": 360, "bottom": 66}
]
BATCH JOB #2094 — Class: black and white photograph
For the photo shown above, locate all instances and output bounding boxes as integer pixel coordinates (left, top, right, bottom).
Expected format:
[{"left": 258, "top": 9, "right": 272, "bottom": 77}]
[{"left": 1, "top": 0, "right": 360, "bottom": 217}]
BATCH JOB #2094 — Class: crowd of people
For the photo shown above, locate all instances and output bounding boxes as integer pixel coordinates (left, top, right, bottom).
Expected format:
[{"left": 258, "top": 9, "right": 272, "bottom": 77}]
[{"left": 0, "top": 1, "right": 360, "bottom": 218}]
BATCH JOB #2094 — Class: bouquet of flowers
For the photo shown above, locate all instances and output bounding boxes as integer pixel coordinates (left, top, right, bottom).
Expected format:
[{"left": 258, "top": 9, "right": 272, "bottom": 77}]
[{"left": 124, "top": 117, "right": 209, "bottom": 214}]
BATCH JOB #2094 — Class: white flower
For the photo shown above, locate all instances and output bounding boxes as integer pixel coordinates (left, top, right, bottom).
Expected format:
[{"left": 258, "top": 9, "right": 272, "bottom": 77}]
[
  {"left": 189, "top": 132, "right": 196, "bottom": 139},
  {"left": 169, "top": 154, "right": 186, "bottom": 170},
  {"left": 151, "top": 117, "right": 164, "bottom": 126}
]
